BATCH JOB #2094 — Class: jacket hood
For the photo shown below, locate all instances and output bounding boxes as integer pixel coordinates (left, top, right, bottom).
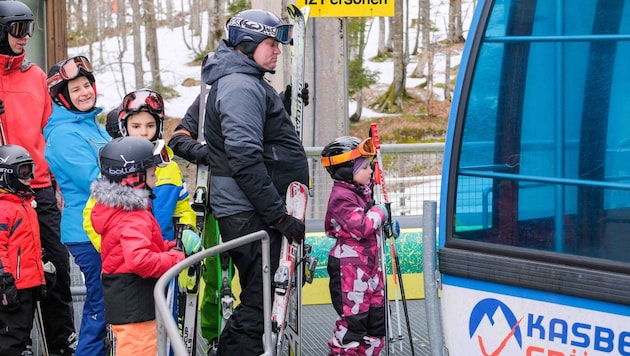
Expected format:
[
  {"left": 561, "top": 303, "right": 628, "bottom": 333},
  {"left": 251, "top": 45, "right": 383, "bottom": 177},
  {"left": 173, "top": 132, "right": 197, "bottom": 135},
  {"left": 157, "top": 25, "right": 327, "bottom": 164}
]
[
  {"left": 201, "top": 40, "right": 266, "bottom": 86},
  {"left": 90, "top": 179, "right": 150, "bottom": 211},
  {"left": 44, "top": 104, "right": 103, "bottom": 141}
]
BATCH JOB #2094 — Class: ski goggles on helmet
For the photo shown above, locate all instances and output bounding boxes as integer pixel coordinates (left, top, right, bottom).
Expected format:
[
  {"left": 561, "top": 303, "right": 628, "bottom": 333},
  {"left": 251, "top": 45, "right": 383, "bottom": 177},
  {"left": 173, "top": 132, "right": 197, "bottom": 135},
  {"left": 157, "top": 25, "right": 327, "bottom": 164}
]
[
  {"left": 47, "top": 56, "right": 93, "bottom": 89},
  {"left": 6, "top": 20, "right": 35, "bottom": 39},
  {"left": 321, "top": 138, "right": 376, "bottom": 167},
  {"left": 227, "top": 16, "right": 293, "bottom": 45},
  {"left": 120, "top": 89, "right": 164, "bottom": 119},
  {"left": 0, "top": 162, "right": 35, "bottom": 179},
  {"left": 145, "top": 139, "right": 170, "bottom": 168}
]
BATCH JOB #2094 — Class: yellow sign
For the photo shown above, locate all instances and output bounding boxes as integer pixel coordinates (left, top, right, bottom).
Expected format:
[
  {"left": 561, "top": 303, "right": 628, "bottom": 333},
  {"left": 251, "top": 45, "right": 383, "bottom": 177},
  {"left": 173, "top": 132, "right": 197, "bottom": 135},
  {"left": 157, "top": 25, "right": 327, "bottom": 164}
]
[{"left": 297, "top": 0, "right": 394, "bottom": 18}]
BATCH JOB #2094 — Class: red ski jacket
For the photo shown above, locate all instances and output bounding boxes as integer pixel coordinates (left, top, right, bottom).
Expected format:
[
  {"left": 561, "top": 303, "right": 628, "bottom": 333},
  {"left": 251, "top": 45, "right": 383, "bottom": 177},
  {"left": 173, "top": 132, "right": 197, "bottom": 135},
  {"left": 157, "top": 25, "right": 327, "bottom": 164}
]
[
  {"left": 0, "top": 191, "right": 45, "bottom": 289},
  {"left": 0, "top": 51, "right": 53, "bottom": 189}
]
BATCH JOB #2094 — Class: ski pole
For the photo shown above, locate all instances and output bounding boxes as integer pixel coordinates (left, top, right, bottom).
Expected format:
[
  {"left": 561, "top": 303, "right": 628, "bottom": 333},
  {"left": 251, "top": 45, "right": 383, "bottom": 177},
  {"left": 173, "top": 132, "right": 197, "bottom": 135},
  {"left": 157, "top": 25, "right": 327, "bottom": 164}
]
[
  {"left": 370, "top": 123, "right": 416, "bottom": 355},
  {"left": 374, "top": 161, "right": 402, "bottom": 349},
  {"left": 371, "top": 160, "right": 393, "bottom": 355}
]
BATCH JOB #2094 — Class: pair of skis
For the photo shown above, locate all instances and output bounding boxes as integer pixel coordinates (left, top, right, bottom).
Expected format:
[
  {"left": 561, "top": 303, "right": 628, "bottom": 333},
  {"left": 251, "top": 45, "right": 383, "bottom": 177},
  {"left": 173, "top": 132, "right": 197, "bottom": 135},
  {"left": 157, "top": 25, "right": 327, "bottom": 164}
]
[
  {"left": 369, "top": 123, "right": 415, "bottom": 355},
  {"left": 269, "top": 5, "right": 317, "bottom": 356},
  {"left": 184, "top": 53, "right": 234, "bottom": 356}
]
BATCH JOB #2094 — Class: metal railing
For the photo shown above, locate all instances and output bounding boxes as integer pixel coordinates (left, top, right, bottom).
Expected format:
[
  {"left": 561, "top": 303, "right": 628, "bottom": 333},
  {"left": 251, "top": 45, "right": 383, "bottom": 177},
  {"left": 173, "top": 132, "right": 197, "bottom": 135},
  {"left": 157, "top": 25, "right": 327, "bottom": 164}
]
[
  {"left": 305, "top": 143, "right": 445, "bottom": 219},
  {"left": 154, "top": 230, "right": 273, "bottom": 356}
]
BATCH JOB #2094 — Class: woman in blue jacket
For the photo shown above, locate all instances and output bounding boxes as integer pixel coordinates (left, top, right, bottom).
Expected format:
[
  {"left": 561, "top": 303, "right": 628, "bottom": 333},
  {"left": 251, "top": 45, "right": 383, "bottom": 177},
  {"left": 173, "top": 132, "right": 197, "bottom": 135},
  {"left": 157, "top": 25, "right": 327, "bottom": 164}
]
[{"left": 43, "top": 55, "right": 110, "bottom": 356}]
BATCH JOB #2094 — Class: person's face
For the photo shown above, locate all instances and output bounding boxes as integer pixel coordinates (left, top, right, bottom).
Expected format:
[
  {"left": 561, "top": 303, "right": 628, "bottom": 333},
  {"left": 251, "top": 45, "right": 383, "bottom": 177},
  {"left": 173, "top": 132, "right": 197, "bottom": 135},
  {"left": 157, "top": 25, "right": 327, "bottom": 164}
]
[
  {"left": 253, "top": 37, "right": 281, "bottom": 71},
  {"left": 8, "top": 32, "right": 29, "bottom": 54},
  {"left": 126, "top": 111, "right": 157, "bottom": 140},
  {"left": 67, "top": 76, "right": 96, "bottom": 111},
  {"left": 353, "top": 159, "right": 373, "bottom": 186},
  {"left": 145, "top": 166, "right": 157, "bottom": 189}
]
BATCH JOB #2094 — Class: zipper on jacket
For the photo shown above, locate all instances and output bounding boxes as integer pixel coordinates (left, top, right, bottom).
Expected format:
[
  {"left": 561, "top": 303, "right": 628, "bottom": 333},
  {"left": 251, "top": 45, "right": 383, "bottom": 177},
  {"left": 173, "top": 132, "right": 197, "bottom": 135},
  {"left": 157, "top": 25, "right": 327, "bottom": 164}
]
[
  {"left": 16, "top": 246, "right": 21, "bottom": 280},
  {"left": 272, "top": 145, "right": 278, "bottom": 160}
]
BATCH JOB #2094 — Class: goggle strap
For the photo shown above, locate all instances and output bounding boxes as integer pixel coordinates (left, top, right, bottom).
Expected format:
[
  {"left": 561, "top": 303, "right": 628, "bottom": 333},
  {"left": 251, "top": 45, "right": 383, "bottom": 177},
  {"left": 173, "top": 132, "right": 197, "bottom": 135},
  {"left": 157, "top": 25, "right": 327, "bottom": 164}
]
[{"left": 321, "top": 149, "right": 364, "bottom": 167}]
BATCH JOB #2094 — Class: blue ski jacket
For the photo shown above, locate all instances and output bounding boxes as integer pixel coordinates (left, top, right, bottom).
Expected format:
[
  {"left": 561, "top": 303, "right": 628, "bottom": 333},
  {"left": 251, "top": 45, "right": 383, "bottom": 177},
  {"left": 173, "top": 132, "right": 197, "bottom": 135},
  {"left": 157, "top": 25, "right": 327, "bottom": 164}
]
[
  {"left": 44, "top": 103, "right": 110, "bottom": 244},
  {"left": 202, "top": 41, "right": 309, "bottom": 224}
]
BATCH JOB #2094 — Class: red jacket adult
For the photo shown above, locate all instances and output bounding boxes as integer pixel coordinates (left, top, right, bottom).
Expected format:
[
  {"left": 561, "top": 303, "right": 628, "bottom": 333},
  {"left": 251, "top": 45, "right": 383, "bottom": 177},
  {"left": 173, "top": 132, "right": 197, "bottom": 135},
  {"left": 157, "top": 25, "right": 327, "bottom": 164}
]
[
  {"left": 89, "top": 179, "right": 183, "bottom": 324},
  {"left": 0, "top": 51, "right": 53, "bottom": 189},
  {"left": 0, "top": 191, "right": 45, "bottom": 289}
]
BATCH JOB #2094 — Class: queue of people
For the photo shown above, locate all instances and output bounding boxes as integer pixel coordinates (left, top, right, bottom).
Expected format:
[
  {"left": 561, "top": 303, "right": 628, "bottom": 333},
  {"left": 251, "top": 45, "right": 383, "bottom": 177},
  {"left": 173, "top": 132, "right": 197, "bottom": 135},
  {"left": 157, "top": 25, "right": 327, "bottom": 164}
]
[{"left": 0, "top": 1, "right": 393, "bottom": 355}]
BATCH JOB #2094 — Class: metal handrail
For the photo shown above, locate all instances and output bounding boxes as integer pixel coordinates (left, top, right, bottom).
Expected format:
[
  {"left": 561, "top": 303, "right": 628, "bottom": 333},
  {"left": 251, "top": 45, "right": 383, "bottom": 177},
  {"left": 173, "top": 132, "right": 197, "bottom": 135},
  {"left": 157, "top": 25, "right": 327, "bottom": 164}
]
[{"left": 154, "top": 230, "right": 272, "bottom": 356}]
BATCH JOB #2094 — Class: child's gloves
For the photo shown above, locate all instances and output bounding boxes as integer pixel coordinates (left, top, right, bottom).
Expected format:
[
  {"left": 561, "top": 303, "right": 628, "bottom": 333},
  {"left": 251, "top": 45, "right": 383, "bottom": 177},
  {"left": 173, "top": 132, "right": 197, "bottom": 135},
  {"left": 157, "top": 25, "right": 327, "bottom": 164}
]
[
  {"left": 373, "top": 204, "right": 390, "bottom": 225},
  {"left": 0, "top": 272, "right": 19, "bottom": 311},
  {"left": 181, "top": 229, "right": 202, "bottom": 255}
]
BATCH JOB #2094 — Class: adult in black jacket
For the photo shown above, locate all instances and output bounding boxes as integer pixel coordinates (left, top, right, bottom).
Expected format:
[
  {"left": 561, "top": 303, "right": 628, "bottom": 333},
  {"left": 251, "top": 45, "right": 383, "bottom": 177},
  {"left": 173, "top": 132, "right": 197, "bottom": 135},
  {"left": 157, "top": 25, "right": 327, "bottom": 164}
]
[{"left": 198, "top": 8, "right": 309, "bottom": 355}]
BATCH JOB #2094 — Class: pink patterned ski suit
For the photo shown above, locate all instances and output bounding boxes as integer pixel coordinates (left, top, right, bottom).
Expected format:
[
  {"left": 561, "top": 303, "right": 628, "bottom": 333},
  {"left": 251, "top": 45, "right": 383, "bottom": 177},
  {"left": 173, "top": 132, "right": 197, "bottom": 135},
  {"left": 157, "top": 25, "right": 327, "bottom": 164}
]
[{"left": 325, "top": 180, "right": 386, "bottom": 355}]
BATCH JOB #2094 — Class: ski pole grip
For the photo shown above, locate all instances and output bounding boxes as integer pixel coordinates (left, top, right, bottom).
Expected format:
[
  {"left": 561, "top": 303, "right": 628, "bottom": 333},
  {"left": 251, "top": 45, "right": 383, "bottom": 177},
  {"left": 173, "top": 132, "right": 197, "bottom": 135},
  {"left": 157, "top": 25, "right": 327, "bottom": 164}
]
[{"left": 370, "top": 123, "right": 381, "bottom": 149}]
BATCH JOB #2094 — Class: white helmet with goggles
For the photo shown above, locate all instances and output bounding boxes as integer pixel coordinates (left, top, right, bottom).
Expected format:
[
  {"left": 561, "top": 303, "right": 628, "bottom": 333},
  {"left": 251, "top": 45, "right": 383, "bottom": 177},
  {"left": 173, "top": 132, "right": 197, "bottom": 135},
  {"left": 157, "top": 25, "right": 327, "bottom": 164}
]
[{"left": 117, "top": 89, "right": 165, "bottom": 141}]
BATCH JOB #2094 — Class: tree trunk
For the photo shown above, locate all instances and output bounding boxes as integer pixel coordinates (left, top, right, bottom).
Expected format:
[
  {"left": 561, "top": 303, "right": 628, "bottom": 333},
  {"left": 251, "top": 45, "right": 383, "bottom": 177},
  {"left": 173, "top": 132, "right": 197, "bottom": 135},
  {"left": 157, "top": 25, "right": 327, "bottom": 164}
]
[
  {"left": 144, "top": 0, "right": 162, "bottom": 89},
  {"left": 377, "top": 17, "right": 386, "bottom": 57},
  {"left": 449, "top": 0, "right": 465, "bottom": 43},
  {"left": 373, "top": 0, "right": 406, "bottom": 112},
  {"left": 130, "top": 0, "right": 144, "bottom": 88}
]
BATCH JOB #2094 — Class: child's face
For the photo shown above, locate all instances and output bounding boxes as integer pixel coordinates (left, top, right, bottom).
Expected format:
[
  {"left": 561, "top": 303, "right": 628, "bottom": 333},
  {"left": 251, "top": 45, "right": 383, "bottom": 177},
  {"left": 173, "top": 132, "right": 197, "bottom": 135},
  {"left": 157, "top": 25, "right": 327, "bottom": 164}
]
[
  {"left": 68, "top": 76, "right": 96, "bottom": 111},
  {"left": 353, "top": 159, "right": 373, "bottom": 186},
  {"left": 126, "top": 111, "right": 157, "bottom": 140},
  {"left": 145, "top": 166, "right": 157, "bottom": 189},
  {"left": 17, "top": 177, "right": 31, "bottom": 187}
]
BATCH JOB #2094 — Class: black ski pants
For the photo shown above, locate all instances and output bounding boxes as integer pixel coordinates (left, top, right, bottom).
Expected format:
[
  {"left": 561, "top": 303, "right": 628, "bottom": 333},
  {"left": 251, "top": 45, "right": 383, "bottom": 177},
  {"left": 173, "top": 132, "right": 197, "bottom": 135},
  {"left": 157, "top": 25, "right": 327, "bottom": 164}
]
[
  {"left": 0, "top": 287, "right": 37, "bottom": 356},
  {"left": 216, "top": 211, "right": 282, "bottom": 355},
  {"left": 33, "top": 187, "right": 76, "bottom": 351}
]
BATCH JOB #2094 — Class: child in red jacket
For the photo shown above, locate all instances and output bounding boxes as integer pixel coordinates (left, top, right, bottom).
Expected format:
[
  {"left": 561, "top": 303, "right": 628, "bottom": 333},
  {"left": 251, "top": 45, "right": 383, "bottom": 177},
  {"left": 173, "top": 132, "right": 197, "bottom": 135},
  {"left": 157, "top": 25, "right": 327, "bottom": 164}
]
[
  {"left": 0, "top": 145, "right": 46, "bottom": 356},
  {"left": 88, "top": 136, "right": 201, "bottom": 355}
]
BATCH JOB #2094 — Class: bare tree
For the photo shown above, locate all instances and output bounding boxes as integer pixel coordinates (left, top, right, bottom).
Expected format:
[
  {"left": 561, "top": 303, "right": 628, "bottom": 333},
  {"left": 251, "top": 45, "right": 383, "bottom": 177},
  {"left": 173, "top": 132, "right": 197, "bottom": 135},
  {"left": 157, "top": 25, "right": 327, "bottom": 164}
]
[
  {"left": 130, "top": 0, "right": 144, "bottom": 88},
  {"left": 207, "top": 0, "right": 226, "bottom": 52},
  {"left": 373, "top": 0, "right": 406, "bottom": 112},
  {"left": 377, "top": 17, "right": 387, "bottom": 57},
  {"left": 412, "top": 0, "right": 431, "bottom": 80},
  {"left": 449, "top": 0, "right": 465, "bottom": 43},
  {"left": 143, "top": 0, "right": 163, "bottom": 90}
]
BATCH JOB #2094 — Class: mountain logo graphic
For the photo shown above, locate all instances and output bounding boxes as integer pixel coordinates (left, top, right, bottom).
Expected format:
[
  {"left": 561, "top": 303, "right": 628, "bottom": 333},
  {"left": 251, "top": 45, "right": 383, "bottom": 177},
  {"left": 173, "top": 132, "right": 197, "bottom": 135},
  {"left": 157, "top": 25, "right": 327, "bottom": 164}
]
[{"left": 469, "top": 298, "right": 523, "bottom": 356}]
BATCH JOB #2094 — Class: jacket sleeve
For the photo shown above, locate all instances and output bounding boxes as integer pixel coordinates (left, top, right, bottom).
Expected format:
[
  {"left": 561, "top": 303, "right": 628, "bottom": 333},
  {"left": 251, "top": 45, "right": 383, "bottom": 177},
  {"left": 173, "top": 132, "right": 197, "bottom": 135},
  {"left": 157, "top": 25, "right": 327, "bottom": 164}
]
[
  {"left": 169, "top": 94, "right": 211, "bottom": 165},
  {"left": 119, "top": 223, "right": 183, "bottom": 278},
  {"left": 0, "top": 209, "right": 12, "bottom": 273},
  {"left": 46, "top": 129, "right": 101, "bottom": 195},
  {"left": 84, "top": 197, "right": 102, "bottom": 252},
  {"left": 328, "top": 192, "right": 384, "bottom": 241}
]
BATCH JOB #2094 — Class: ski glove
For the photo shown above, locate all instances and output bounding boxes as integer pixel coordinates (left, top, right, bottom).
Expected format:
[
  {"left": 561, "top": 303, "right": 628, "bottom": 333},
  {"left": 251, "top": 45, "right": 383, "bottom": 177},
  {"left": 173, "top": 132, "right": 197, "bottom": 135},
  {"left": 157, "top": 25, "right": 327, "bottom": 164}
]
[
  {"left": 282, "top": 83, "right": 310, "bottom": 115},
  {"left": 0, "top": 98, "right": 4, "bottom": 115},
  {"left": 272, "top": 213, "right": 305, "bottom": 244},
  {"left": 181, "top": 229, "right": 202, "bottom": 255},
  {"left": 0, "top": 272, "right": 19, "bottom": 311},
  {"left": 373, "top": 203, "right": 390, "bottom": 225}
]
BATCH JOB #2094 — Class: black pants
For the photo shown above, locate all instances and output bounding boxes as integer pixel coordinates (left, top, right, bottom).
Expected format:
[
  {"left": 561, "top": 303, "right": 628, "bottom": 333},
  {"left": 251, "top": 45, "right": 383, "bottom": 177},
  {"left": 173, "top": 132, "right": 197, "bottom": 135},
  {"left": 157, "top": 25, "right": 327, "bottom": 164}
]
[
  {"left": 216, "top": 211, "right": 282, "bottom": 355},
  {"left": 33, "top": 187, "right": 76, "bottom": 351},
  {"left": 0, "top": 287, "right": 37, "bottom": 356}
]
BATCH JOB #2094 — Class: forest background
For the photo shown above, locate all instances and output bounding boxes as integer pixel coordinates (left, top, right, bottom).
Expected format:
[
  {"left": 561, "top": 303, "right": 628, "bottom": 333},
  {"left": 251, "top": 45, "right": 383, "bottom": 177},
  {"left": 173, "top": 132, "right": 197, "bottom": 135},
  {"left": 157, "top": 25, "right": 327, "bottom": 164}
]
[{"left": 63, "top": 0, "right": 477, "bottom": 144}]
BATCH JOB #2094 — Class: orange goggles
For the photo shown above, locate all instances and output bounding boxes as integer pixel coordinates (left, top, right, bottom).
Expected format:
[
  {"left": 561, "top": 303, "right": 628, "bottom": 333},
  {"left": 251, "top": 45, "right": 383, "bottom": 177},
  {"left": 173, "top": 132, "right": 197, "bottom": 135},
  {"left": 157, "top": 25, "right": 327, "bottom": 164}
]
[{"left": 321, "top": 138, "right": 376, "bottom": 167}]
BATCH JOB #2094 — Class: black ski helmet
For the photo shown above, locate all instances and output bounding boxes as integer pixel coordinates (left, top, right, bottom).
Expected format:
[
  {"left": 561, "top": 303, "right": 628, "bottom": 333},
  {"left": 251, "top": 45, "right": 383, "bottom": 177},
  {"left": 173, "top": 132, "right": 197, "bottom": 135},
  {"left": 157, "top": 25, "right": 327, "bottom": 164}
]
[
  {"left": 321, "top": 136, "right": 375, "bottom": 183},
  {"left": 99, "top": 136, "right": 168, "bottom": 189},
  {"left": 47, "top": 56, "right": 97, "bottom": 111},
  {"left": 0, "top": 1, "right": 34, "bottom": 43},
  {"left": 226, "top": 9, "right": 292, "bottom": 55},
  {"left": 0, "top": 144, "right": 35, "bottom": 196}
]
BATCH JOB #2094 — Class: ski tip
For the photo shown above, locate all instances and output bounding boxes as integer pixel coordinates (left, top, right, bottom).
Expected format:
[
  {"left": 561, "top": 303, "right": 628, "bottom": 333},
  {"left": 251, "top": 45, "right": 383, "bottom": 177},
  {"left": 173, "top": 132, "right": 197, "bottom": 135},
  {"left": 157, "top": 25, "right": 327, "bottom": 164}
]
[{"left": 287, "top": 4, "right": 310, "bottom": 19}]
